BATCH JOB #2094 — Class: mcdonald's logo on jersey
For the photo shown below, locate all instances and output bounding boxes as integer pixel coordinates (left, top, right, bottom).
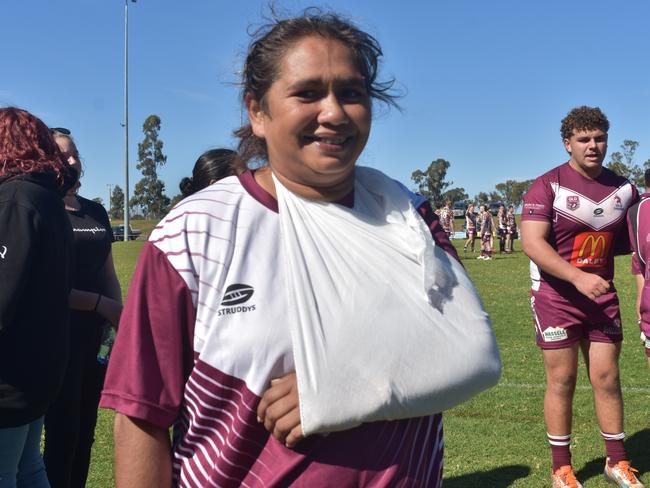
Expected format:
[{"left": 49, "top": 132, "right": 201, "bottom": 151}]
[{"left": 570, "top": 231, "right": 613, "bottom": 268}]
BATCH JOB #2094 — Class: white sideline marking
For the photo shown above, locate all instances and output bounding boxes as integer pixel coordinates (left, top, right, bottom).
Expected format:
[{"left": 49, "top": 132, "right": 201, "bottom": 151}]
[{"left": 499, "top": 382, "right": 650, "bottom": 394}]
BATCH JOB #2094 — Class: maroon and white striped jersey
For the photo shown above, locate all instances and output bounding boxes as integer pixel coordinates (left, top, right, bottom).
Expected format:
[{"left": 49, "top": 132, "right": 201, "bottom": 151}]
[
  {"left": 522, "top": 162, "right": 638, "bottom": 297},
  {"left": 441, "top": 208, "right": 453, "bottom": 233},
  {"left": 100, "top": 171, "right": 448, "bottom": 487},
  {"left": 506, "top": 212, "right": 516, "bottom": 232}
]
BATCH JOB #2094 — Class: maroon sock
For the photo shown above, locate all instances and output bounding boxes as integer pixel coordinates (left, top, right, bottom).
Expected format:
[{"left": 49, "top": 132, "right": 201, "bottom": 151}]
[
  {"left": 602, "top": 431, "right": 626, "bottom": 466},
  {"left": 548, "top": 433, "right": 572, "bottom": 471}
]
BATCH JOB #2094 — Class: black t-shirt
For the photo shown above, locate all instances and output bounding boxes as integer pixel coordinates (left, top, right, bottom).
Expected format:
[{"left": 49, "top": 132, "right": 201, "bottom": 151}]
[
  {"left": 67, "top": 196, "right": 113, "bottom": 292},
  {"left": 66, "top": 197, "right": 114, "bottom": 334}
]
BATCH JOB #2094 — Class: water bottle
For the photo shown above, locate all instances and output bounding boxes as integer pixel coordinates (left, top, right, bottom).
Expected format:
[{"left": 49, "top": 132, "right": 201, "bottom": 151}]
[{"left": 97, "top": 325, "right": 116, "bottom": 365}]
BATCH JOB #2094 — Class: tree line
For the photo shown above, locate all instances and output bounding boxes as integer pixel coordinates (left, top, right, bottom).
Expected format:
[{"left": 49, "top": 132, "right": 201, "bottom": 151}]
[
  {"left": 411, "top": 158, "right": 533, "bottom": 210},
  {"left": 106, "top": 117, "right": 650, "bottom": 220},
  {"left": 412, "top": 139, "right": 650, "bottom": 211}
]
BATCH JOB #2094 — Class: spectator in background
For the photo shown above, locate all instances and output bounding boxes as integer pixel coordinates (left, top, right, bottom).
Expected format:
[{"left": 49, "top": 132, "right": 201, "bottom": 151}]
[
  {"left": 179, "top": 148, "right": 238, "bottom": 198},
  {"left": 627, "top": 168, "right": 650, "bottom": 371},
  {"left": 0, "top": 107, "right": 75, "bottom": 488},
  {"left": 478, "top": 204, "right": 494, "bottom": 260},
  {"left": 464, "top": 203, "right": 477, "bottom": 252},
  {"left": 505, "top": 204, "right": 517, "bottom": 253},
  {"left": 497, "top": 204, "right": 507, "bottom": 253},
  {"left": 441, "top": 200, "right": 454, "bottom": 238},
  {"left": 43, "top": 129, "right": 122, "bottom": 488}
]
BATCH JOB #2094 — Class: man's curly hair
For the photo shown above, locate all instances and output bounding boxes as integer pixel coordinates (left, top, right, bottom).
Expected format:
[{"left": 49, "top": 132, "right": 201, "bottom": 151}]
[{"left": 560, "top": 106, "right": 609, "bottom": 140}]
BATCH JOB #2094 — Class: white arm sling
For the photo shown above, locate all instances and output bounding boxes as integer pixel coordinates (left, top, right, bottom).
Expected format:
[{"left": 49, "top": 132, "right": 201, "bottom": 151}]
[{"left": 274, "top": 167, "right": 501, "bottom": 436}]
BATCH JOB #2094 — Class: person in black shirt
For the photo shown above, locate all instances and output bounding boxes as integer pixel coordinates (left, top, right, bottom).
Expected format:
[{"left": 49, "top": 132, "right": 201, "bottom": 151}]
[
  {"left": 0, "top": 107, "right": 76, "bottom": 488},
  {"left": 43, "top": 130, "right": 122, "bottom": 488}
]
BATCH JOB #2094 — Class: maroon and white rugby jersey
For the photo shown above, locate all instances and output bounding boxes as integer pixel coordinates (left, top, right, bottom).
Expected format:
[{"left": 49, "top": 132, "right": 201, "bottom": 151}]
[
  {"left": 497, "top": 211, "right": 506, "bottom": 230},
  {"left": 100, "top": 171, "right": 452, "bottom": 488},
  {"left": 440, "top": 208, "right": 453, "bottom": 233},
  {"left": 522, "top": 162, "right": 638, "bottom": 296}
]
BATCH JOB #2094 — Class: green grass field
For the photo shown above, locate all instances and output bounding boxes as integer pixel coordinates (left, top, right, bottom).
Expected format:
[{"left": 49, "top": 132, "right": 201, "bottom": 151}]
[{"left": 85, "top": 236, "right": 650, "bottom": 487}]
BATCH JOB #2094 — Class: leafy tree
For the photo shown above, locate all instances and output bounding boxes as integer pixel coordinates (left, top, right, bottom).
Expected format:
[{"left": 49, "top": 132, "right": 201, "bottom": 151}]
[
  {"left": 621, "top": 139, "right": 639, "bottom": 166},
  {"left": 607, "top": 139, "right": 643, "bottom": 187},
  {"left": 110, "top": 185, "right": 124, "bottom": 220},
  {"left": 92, "top": 197, "right": 104, "bottom": 207},
  {"left": 474, "top": 192, "right": 489, "bottom": 205},
  {"left": 411, "top": 158, "right": 452, "bottom": 207},
  {"left": 130, "top": 115, "right": 170, "bottom": 219},
  {"left": 488, "top": 191, "right": 501, "bottom": 203},
  {"left": 494, "top": 180, "right": 517, "bottom": 205},
  {"left": 493, "top": 179, "right": 534, "bottom": 208},
  {"left": 441, "top": 187, "right": 468, "bottom": 204},
  {"left": 510, "top": 179, "right": 534, "bottom": 209}
]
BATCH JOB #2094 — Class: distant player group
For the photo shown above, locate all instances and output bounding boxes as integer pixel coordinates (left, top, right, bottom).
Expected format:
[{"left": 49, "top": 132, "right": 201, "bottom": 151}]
[{"left": 437, "top": 201, "right": 517, "bottom": 260}]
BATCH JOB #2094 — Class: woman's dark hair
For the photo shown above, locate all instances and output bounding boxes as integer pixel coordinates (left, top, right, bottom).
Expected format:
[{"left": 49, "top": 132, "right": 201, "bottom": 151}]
[
  {"left": 180, "top": 148, "right": 238, "bottom": 197},
  {"left": 234, "top": 8, "right": 398, "bottom": 166},
  {"left": 0, "top": 107, "right": 76, "bottom": 191}
]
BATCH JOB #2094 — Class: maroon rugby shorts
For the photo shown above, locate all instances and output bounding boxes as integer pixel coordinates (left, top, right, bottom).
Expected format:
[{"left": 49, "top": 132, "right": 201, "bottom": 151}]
[{"left": 531, "top": 289, "right": 622, "bottom": 348}]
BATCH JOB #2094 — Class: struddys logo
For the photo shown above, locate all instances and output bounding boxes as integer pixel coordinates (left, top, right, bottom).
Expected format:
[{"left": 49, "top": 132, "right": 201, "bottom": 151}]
[
  {"left": 566, "top": 195, "right": 580, "bottom": 211},
  {"left": 613, "top": 195, "right": 623, "bottom": 211},
  {"left": 570, "top": 231, "right": 613, "bottom": 268},
  {"left": 218, "top": 284, "right": 256, "bottom": 316}
]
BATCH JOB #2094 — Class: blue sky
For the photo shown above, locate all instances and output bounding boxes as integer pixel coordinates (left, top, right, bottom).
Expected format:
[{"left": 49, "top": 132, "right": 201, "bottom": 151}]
[{"left": 3, "top": 0, "right": 650, "bottom": 207}]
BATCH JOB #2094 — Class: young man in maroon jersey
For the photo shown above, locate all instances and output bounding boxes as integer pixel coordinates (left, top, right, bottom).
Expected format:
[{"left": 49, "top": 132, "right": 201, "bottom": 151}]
[{"left": 521, "top": 106, "right": 644, "bottom": 488}]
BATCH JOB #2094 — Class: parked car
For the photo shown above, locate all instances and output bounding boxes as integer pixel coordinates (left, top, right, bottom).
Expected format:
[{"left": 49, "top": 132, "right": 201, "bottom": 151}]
[
  {"left": 488, "top": 202, "right": 504, "bottom": 216},
  {"left": 452, "top": 201, "right": 466, "bottom": 218},
  {"left": 112, "top": 224, "right": 142, "bottom": 241}
]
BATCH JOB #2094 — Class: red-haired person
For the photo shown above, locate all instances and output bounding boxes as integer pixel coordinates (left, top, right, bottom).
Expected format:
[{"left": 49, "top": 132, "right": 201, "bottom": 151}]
[
  {"left": 522, "top": 106, "right": 643, "bottom": 488},
  {"left": 627, "top": 168, "right": 650, "bottom": 372},
  {"left": 0, "top": 108, "right": 75, "bottom": 487}
]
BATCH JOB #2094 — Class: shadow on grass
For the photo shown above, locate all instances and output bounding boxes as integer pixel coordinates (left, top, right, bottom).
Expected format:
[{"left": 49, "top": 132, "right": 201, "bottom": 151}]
[
  {"left": 444, "top": 464, "right": 530, "bottom": 487},
  {"left": 576, "top": 428, "right": 650, "bottom": 483}
]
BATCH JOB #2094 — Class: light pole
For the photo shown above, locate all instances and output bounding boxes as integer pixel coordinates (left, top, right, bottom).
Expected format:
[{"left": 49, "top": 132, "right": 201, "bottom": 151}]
[
  {"left": 123, "top": 0, "right": 136, "bottom": 240},
  {"left": 107, "top": 183, "right": 113, "bottom": 215}
]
